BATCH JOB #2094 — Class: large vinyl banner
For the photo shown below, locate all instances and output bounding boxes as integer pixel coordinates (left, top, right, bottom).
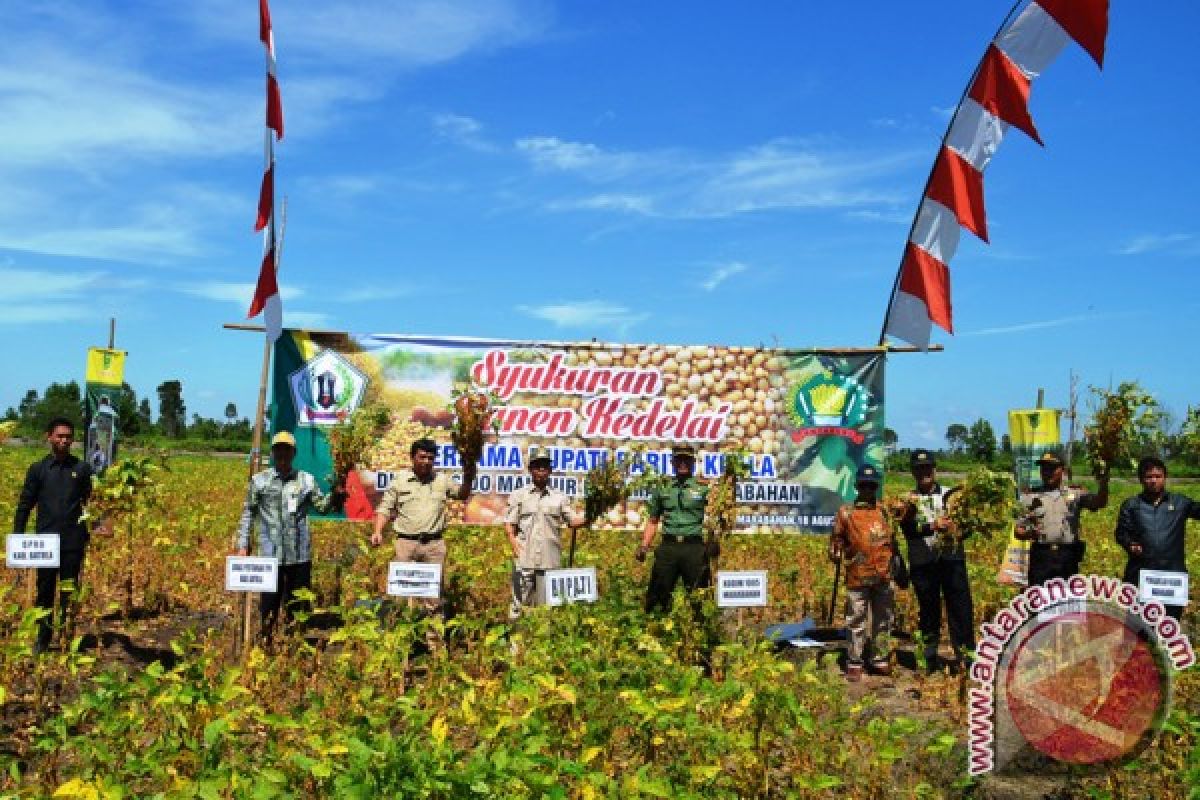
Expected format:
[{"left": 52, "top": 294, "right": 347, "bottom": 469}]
[{"left": 270, "top": 332, "right": 886, "bottom": 533}]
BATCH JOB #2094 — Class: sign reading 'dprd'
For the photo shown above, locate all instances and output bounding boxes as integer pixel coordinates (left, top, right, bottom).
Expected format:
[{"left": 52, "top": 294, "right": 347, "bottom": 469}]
[
  {"left": 1139, "top": 570, "right": 1190, "bottom": 607},
  {"left": 716, "top": 570, "right": 768, "bottom": 608},
  {"left": 387, "top": 562, "right": 442, "bottom": 599},
  {"left": 6, "top": 534, "right": 60, "bottom": 568},
  {"left": 539, "top": 567, "right": 599, "bottom": 607},
  {"left": 225, "top": 556, "right": 279, "bottom": 593}
]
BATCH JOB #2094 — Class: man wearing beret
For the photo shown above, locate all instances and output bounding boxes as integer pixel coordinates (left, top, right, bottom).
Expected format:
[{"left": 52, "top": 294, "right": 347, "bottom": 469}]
[
  {"left": 1016, "top": 449, "right": 1108, "bottom": 586},
  {"left": 505, "top": 446, "right": 586, "bottom": 618},
  {"left": 235, "top": 430, "right": 342, "bottom": 636},
  {"left": 636, "top": 443, "right": 711, "bottom": 613},
  {"left": 899, "top": 449, "right": 975, "bottom": 672},
  {"left": 829, "top": 464, "right": 896, "bottom": 681}
]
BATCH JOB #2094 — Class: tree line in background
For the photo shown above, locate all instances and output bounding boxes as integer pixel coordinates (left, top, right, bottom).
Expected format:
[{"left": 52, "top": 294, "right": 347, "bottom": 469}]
[{"left": 2, "top": 380, "right": 254, "bottom": 448}]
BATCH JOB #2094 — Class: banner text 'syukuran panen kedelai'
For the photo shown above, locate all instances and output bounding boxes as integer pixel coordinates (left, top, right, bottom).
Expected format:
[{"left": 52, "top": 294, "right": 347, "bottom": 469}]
[
  {"left": 967, "top": 575, "right": 1195, "bottom": 776},
  {"left": 268, "top": 333, "right": 887, "bottom": 533}
]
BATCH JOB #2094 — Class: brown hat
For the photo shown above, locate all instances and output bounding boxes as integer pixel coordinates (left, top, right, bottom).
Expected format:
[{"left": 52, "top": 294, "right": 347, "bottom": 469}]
[
  {"left": 671, "top": 443, "right": 697, "bottom": 459},
  {"left": 1035, "top": 450, "right": 1065, "bottom": 467},
  {"left": 528, "top": 445, "right": 553, "bottom": 466}
]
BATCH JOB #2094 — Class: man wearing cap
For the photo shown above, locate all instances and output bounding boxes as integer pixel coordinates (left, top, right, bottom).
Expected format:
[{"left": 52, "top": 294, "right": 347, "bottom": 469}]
[
  {"left": 235, "top": 431, "right": 342, "bottom": 635},
  {"left": 1115, "top": 456, "right": 1199, "bottom": 621},
  {"left": 899, "top": 450, "right": 975, "bottom": 672},
  {"left": 504, "top": 446, "right": 587, "bottom": 619},
  {"left": 370, "top": 438, "right": 476, "bottom": 616},
  {"left": 1016, "top": 449, "right": 1109, "bottom": 586},
  {"left": 829, "top": 464, "right": 896, "bottom": 681},
  {"left": 636, "top": 443, "right": 711, "bottom": 613}
]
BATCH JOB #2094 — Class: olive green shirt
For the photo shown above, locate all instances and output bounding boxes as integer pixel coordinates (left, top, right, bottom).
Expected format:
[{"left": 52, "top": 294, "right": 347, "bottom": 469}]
[
  {"left": 377, "top": 470, "right": 459, "bottom": 536},
  {"left": 646, "top": 476, "right": 709, "bottom": 537}
]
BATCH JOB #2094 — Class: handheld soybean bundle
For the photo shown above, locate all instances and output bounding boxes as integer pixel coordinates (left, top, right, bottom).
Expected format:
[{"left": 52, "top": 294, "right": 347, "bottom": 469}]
[
  {"left": 449, "top": 388, "right": 497, "bottom": 470},
  {"left": 1084, "top": 382, "right": 1161, "bottom": 475},
  {"left": 327, "top": 404, "right": 392, "bottom": 492},
  {"left": 704, "top": 450, "right": 750, "bottom": 538},
  {"left": 945, "top": 466, "right": 1016, "bottom": 544}
]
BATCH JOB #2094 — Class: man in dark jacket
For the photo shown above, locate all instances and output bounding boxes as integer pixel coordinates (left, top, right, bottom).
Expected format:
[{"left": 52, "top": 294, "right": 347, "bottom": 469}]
[
  {"left": 12, "top": 417, "right": 95, "bottom": 654},
  {"left": 1116, "top": 456, "right": 1198, "bottom": 620}
]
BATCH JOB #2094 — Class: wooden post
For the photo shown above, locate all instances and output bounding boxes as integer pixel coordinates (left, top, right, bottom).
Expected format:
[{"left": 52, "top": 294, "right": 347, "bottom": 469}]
[
  {"left": 1036, "top": 388, "right": 1045, "bottom": 409},
  {"left": 108, "top": 318, "right": 116, "bottom": 349}
]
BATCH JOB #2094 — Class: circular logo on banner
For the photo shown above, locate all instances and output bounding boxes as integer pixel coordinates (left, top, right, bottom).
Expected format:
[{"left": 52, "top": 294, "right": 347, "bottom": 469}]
[{"left": 1003, "top": 603, "right": 1172, "bottom": 765}]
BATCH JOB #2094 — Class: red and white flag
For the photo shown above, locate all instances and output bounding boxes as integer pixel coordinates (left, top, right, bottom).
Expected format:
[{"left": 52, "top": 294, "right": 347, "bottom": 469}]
[
  {"left": 882, "top": 0, "right": 1109, "bottom": 349},
  {"left": 248, "top": 0, "right": 284, "bottom": 343}
]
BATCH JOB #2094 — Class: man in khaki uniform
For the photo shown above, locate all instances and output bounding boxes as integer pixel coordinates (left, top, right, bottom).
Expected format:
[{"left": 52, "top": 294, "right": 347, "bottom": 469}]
[
  {"left": 1015, "top": 449, "right": 1108, "bottom": 586},
  {"left": 505, "top": 446, "right": 586, "bottom": 619},
  {"left": 370, "top": 438, "right": 476, "bottom": 614}
]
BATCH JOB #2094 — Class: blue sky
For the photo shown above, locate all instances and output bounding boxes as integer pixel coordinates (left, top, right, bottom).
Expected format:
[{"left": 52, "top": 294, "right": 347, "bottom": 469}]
[{"left": 2, "top": 1, "right": 1196, "bottom": 448}]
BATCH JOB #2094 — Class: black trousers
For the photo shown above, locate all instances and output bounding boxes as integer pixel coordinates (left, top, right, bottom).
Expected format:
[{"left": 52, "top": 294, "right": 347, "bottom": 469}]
[
  {"left": 910, "top": 558, "right": 975, "bottom": 661},
  {"left": 35, "top": 548, "right": 87, "bottom": 649},
  {"left": 260, "top": 562, "right": 313, "bottom": 635},
  {"left": 1028, "top": 541, "right": 1084, "bottom": 587},
  {"left": 645, "top": 539, "right": 709, "bottom": 613}
]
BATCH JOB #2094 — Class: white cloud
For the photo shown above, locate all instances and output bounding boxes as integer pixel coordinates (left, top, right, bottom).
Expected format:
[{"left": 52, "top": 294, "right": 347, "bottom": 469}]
[
  {"left": 962, "top": 312, "right": 1134, "bottom": 336},
  {"left": 285, "top": 310, "right": 335, "bottom": 329},
  {"left": 520, "top": 135, "right": 915, "bottom": 219},
  {"left": 0, "top": 266, "right": 145, "bottom": 324},
  {"left": 700, "top": 262, "right": 748, "bottom": 291},
  {"left": 335, "top": 286, "right": 416, "bottom": 303},
  {"left": 180, "top": 282, "right": 304, "bottom": 305},
  {"left": 182, "top": 0, "right": 551, "bottom": 69},
  {"left": 432, "top": 112, "right": 497, "bottom": 152},
  {"left": 515, "top": 136, "right": 644, "bottom": 179},
  {"left": 1117, "top": 233, "right": 1196, "bottom": 256},
  {"left": 517, "top": 300, "right": 649, "bottom": 333}
]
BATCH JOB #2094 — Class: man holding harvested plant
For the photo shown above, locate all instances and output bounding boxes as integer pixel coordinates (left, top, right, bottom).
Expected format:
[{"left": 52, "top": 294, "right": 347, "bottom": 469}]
[
  {"left": 829, "top": 464, "right": 896, "bottom": 681},
  {"left": 899, "top": 449, "right": 975, "bottom": 672},
  {"left": 1116, "top": 456, "right": 1199, "bottom": 620},
  {"left": 13, "top": 417, "right": 97, "bottom": 655},
  {"left": 636, "top": 443, "right": 711, "bottom": 613},
  {"left": 1015, "top": 450, "right": 1108, "bottom": 586},
  {"left": 236, "top": 431, "right": 342, "bottom": 636},
  {"left": 370, "top": 437, "right": 476, "bottom": 616},
  {"left": 505, "top": 446, "right": 586, "bottom": 619}
]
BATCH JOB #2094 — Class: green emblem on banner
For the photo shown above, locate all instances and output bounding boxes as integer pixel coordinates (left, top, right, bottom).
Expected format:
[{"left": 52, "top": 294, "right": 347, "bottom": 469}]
[{"left": 788, "top": 373, "right": 868, "bottom": 430}]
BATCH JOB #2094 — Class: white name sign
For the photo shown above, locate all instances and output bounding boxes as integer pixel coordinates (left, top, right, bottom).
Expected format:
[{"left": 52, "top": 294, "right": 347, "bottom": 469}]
[
  {"left": 6, "top": 534, "right": 60, "bottom": 568},
  {"left": 1140, "top": 569, "right": 1189, "bottom": 607},
  {"left": 716, "top": 570, "right": 768, "bottom": 608},
  {"left": 539, "top": 567, "right": 599, "bottom": 607},
  {"left": 225, "top": 556, "right": 279, "bottom": 593},
  {"left": 387, "top": 562, "right": 442, "bottom": 599}
]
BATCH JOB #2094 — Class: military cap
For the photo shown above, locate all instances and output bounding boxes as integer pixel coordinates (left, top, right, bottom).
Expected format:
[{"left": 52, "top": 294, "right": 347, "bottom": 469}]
[
  {"left": 528, "top": 446, "right": 553, "bottom": 466},
  {"left": 1035, "top": 449, "right": 1065, "bottom": 467},
  {"left": 270, "top": 431, "right": 297, "bottom": 448},
  {"left": 856, "top": 464, "right": 881, "bottom": 485},
  {"left": 671, "top": 443, "right": 697, "bottom": 459},
  {"left": 909, "top": 449, "right": 936, "bottom": 468}
]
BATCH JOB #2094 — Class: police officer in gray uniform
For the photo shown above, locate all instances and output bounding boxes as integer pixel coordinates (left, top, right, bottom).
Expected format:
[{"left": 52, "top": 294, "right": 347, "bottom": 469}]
[{"left": 1016, "top": 449, "right": 1109, "bottom": 586}]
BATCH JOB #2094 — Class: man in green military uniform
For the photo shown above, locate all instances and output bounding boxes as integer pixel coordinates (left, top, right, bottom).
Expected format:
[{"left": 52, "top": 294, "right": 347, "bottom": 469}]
[
  {"left": 1016, "top": 449, "right": 1109, "bottom": 586},
  {"left": 636, "top": 443, "right": 710, "bottom": 613}
]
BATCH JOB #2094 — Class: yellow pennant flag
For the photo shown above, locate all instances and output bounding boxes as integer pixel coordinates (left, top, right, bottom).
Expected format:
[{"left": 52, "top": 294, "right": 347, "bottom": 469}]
[{"left": 85, "top": 348, "right": 126, "bottom": 387}]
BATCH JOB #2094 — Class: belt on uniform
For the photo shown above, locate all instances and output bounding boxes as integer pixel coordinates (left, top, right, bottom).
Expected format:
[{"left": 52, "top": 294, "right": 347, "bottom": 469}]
[
  {"left": 1033, "top": 541, "right": 1077, "bottom": 552},
  {"left": 398, "top": 532, "right": 443, "bottom": 543},
  {"left": 661, "top": 534, "right": 702, "bottom": 545}
]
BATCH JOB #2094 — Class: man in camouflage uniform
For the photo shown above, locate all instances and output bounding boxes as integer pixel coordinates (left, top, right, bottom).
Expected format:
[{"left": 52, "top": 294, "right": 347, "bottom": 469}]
[
  {"left": 829, "top": 464, "right": 895, "bottom": 681},
  {"left": 370, "top": 437, "right": 476, "bottom": 616},
  {"left": 899, "top": 449, "right": 975, "bottom": 672},
  {"left": 636, "top": 443, "right": 710, "bottom": 613},
  {"left": 236, "top": 431, "right": 341, "bottom": 635},
  {"left": 505, "top": 446, "right": 586, "bottom": 619},
  {"left": 1016, "top": 449, "right": 1109, "bottom": 586}
]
